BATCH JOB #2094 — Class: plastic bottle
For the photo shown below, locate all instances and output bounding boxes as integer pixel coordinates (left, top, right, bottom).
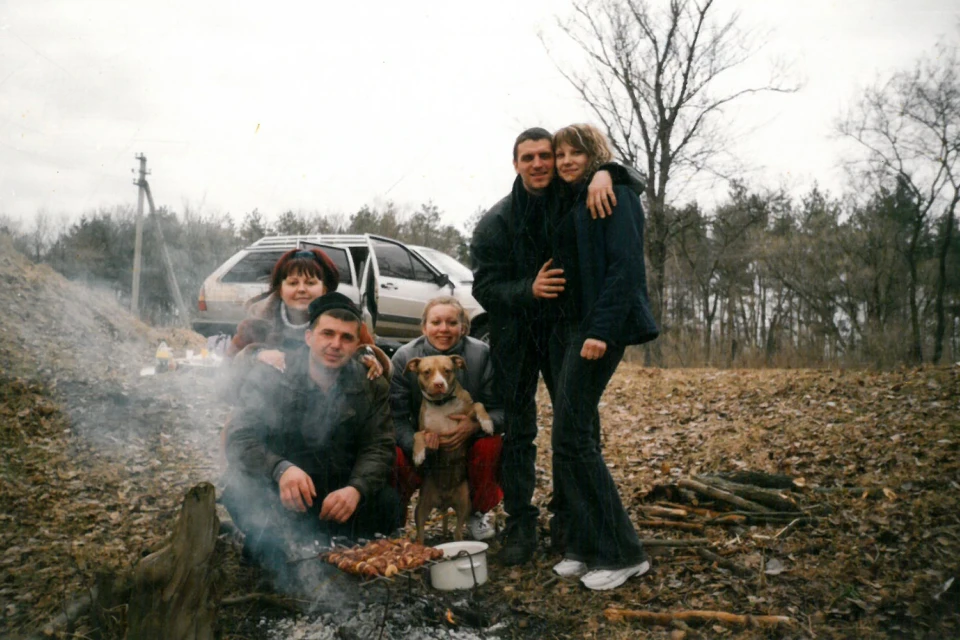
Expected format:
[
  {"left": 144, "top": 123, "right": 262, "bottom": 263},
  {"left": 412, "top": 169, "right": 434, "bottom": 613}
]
[{"left": 155, "top": 341, "right": 172, "bottom": 373}]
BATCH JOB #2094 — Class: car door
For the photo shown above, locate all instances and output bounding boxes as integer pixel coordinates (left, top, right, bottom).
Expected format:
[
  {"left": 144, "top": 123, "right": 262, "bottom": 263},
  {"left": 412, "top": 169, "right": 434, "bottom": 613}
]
[
  {"left": 302, "top": 240, "right": 379, "bottom": 336},
  {"left": 367, "top": 235, "right": 452, "bottom": 340},
  {"left": 358, "top": 236, "right": 380, "bottom": 334}
]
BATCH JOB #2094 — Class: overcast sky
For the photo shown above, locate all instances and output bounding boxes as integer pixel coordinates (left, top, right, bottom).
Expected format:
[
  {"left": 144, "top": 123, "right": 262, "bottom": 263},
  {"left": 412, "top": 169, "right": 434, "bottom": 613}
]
[{"left": 1, "top": 0, "right": 957, "bottom": 231}]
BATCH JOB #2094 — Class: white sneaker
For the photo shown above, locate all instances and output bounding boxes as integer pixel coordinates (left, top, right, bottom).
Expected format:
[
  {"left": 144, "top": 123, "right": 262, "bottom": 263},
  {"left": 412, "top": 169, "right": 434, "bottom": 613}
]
[
  {"left": 580, "top": 560, "right": 650, "bottom": 591},
  {"left": 467, "top": 512, "right": 496, "bottom": 541},
  {"left": 553, "top": 558, "right": 588, "bottom": 578}
]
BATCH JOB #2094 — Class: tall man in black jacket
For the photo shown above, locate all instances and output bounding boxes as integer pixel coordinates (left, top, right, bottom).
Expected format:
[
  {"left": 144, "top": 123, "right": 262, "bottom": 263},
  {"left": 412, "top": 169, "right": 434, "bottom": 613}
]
[{"left": 471, "top": 128, "right": 640, "bottom": 565}]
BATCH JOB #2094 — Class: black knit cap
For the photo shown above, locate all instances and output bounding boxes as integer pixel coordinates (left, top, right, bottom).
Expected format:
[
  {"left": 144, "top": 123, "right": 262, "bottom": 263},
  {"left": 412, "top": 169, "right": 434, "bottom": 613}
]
[{"left": 308, "top": 291, "right": 362, "bottom": 325}]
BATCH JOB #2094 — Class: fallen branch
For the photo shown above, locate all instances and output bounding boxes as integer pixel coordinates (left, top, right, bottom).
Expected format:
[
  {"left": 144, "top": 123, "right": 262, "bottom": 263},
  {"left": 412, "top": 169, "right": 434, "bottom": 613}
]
[
  {"left": 695, "top": 475, "right": 800, "bottom": 512},
  {"left": 657, "top": 501, "right": 719, "bottom": 518},
  {"left": 695, "top": 548, "right": 751, "bottom": 577},
  {"left": 603, "top": 607, "right": 795, "bottom": 629},
  {"left": 723, "top": 509, "right": 822, "bottom": 518},
  {"left": 713, "top": 471, "right": 798, "bottom": 490},
  {"left": 639, "top": 538, "right": 709, "bottom": 548},
  {"left": 705, "top": 514, "right": 748, "bottom": 526},
  {"left": 678, "top": 479, "right": 773, "bottom": 513},
  {"left": 774, "top": 518, "right": 805, "bottom": 539},
  {"left": 639, "top": 505, "right": 689, "bottom": 519},
  {"left": 637, "top": 519, "right": 704, "bottom": 533},
  {"left": 707, "top": 514, "right": 816, "bottom": 527}
]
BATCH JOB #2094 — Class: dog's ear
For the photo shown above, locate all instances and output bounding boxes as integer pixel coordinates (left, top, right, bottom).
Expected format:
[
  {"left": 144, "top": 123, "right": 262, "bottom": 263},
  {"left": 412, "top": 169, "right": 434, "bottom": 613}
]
[
  {"left": 450, "top": 355, "right": 466, "bottom": 370},
  {"left": 406, "top": 358, "right": 422, "bottom": 373}
]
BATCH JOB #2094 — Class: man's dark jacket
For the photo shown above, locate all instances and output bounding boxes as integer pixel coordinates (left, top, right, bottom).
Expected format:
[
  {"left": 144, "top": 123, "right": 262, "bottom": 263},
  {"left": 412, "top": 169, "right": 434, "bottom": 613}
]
[
  {"left": 471, "top": 176, "right": 548, "bottom": 343},
  {"left": 471, "top": 166, "right": 647, "bottom": 350},
  {"left": 224, "top": 348, "right": 395, "bottom": 499}
]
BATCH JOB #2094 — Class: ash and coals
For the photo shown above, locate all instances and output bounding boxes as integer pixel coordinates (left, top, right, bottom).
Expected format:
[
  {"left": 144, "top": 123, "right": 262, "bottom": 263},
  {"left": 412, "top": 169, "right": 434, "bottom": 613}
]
[{"left": 262, "top": 591, "right": 506, "bottom": 640}]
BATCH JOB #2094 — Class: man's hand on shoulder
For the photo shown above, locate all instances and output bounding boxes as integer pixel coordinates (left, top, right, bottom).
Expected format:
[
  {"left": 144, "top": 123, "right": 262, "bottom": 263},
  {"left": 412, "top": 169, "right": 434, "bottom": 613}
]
[
  {"left": 587, "top": 170, "right": 617, "bottom": 219},
  {"left": 256, "top": 348, "right": 286, "bottom": 372},
  {"left": 278, "top": 466, "right": 316, "bottom": 512},
  {"left": 320, "top": 486, "right": 361, "bottom": 523}
]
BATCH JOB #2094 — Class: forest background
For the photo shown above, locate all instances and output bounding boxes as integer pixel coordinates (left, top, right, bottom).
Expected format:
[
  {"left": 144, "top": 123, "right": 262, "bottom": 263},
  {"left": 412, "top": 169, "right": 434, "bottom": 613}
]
[{"left": 2, "top": 1, "right": 958, "bottom": 370}]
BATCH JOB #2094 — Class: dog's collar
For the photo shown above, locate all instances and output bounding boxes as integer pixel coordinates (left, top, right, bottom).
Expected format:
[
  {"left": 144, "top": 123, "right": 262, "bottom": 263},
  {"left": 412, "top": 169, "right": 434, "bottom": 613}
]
[{"left": 421, "top": 389, "right": 458, "bottom": 406}]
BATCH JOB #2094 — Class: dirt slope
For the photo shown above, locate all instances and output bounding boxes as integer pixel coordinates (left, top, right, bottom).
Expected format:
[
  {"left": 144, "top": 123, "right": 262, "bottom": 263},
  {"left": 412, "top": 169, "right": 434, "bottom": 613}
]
[{"left": 0, "top": 237, "right": 222, "bottom": 636}]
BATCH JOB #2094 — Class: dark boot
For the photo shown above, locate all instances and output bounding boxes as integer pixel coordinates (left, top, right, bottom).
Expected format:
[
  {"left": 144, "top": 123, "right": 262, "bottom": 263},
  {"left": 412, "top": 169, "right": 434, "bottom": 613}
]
[{"left": 495, "top": 521, "right": 537, "bottom": 566}]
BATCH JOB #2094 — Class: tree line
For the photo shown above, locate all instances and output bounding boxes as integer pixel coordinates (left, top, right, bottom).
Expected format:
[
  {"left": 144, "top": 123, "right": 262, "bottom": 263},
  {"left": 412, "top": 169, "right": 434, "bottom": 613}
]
[
  {"left": 543, "top": 0, "right": 959, "bottom": 366},
  {"left": 3, "top": 0, "right": 957, "bottom": 368},
  {"left": 3, "top": 172, "right": 957, "bottom": 368},
  {"left": 661, "top": 179, "right": 959, "bottom": 367},
  {"left": 0, "top": 201, "right": 471, "bottom": 328}
]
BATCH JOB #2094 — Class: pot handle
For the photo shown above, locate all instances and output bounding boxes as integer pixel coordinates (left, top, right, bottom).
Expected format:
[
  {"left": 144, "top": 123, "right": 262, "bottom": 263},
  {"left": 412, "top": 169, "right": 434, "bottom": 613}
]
[{"left": 453, "top": 551, "right": 482, "bottom": 587}]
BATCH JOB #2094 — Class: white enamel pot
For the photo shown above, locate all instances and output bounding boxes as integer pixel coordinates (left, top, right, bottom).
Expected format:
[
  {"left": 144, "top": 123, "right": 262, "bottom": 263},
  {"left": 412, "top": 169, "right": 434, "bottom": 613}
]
[{"left": 428, "top": 541, "right": 489, "bottom": 590}]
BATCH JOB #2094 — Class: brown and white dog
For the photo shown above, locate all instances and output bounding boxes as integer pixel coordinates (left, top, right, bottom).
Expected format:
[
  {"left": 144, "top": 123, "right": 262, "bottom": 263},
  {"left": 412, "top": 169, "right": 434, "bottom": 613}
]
[{"left": 407, "top": 355, "right": 494, "bottom": 544}]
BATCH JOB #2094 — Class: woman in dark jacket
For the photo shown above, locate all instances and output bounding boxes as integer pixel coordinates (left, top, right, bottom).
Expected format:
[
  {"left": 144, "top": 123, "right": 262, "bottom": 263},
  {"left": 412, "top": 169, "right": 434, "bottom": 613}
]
[
  {"left": 545, "top": 123, "right": 658, "bottom": 590},
  {"left": 389, "top": 296, "right": 504, "bottom": 541}
]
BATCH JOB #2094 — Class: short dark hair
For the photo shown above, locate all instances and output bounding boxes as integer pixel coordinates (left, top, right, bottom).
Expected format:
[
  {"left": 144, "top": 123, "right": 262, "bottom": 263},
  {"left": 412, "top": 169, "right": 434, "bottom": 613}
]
[{"left": 513, "top": 127, "right": 553, "bottom": 161}]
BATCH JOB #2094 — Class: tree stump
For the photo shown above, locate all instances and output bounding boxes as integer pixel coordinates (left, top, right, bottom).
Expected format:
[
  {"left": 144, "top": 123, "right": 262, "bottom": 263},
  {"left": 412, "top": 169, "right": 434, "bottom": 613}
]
[{"left": 127, "top": 482, "right": 220, "bottom": 640}]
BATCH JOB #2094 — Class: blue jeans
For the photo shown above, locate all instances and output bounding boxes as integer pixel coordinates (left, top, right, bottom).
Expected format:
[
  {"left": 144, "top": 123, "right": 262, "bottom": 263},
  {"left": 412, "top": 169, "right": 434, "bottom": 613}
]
[{"left": 547, "top": 322, "right": 646, "bottom": 570}]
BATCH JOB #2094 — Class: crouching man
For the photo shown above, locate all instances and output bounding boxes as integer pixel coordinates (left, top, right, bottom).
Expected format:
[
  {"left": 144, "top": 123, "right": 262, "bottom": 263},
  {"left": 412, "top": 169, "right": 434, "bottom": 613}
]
[{"left": 222, "top": 292, "right": 399, "bottom": 574}]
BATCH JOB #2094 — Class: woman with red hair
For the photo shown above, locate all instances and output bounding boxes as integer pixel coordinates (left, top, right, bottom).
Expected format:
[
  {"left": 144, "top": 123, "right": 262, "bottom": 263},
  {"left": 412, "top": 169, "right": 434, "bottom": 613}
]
[{"left": 227, "top": 247, "right": 389, "bottom": 376}]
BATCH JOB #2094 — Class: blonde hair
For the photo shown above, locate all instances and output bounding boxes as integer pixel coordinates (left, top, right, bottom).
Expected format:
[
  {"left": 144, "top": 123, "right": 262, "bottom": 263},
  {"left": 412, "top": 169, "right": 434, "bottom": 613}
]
[
  {"left": 553, "top": 124, "right": 613, "bottom": 178},
  {"left": 421, "top": 296, "right": 471, "bottom": 336}
]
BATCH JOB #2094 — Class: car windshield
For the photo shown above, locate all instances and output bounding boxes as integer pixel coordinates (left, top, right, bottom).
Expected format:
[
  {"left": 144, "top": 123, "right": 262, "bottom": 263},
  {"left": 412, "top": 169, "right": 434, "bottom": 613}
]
[{"left": 415, "top": 247, "right": 473, "bottom": 282}]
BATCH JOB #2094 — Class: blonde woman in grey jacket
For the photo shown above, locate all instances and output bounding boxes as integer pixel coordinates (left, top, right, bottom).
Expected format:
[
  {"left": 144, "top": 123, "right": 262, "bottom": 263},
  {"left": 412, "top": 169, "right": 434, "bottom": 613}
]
[{"left": 388, "top": 296, "right": 504, "bottom": 541}]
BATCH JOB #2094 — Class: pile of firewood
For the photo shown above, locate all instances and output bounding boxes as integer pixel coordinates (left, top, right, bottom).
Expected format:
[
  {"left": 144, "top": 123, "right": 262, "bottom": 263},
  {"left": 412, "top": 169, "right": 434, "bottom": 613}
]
[
  {"left": 634, "top": 470, "right": 822, "bottom": 539},
  {"left": 605, "top": 471, "right": 823, "bottom": 634}
]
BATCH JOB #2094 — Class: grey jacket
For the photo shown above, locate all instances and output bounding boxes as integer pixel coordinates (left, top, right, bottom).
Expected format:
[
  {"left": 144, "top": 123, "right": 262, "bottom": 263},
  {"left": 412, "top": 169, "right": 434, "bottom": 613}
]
[{"left": 389, "top": 336, "right": 504, "bottom": 458}]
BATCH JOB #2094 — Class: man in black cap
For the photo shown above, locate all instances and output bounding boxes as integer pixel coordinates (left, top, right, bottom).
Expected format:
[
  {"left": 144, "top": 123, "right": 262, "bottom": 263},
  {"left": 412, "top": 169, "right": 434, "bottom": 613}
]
[{"left": 222, "top": 292, "right": 399, "bottom": 575}]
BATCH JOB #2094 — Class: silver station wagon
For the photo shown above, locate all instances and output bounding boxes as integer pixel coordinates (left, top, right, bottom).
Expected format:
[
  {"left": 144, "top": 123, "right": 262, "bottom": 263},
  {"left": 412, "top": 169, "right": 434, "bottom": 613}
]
[{"left": 194, "top": 234, "right": 488, "bottom": 349}]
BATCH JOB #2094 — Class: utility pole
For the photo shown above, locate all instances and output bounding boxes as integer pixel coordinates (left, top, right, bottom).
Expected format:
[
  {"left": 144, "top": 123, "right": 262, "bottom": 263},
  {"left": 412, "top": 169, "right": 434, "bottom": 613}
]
[
  {"left": 131, "top": 154, "right": 148, "bottom": 317},
  {"left": 142, "top": 180, "right": 191, "bottom": 329}
]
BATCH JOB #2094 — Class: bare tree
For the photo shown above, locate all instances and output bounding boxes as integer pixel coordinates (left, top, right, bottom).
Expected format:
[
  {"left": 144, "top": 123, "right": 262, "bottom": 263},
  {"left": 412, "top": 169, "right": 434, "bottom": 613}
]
[
  {"left": 547, "top": 0, "right": 795, "bottom": 355},
  {"left": 30, "top": 210, "right": 51, "bottom": 262},
  {"left": 675, "top": 184, "right": 766, "bottom": 363},
  {"left": 838, "top": 39, "right": 960, "bottom": 363}
]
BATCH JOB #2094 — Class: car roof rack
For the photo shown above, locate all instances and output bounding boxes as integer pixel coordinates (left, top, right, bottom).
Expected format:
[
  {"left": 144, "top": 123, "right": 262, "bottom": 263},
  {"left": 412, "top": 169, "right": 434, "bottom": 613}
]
[{"left": 247, "top": 234, "right": 369, "bottom": 250}]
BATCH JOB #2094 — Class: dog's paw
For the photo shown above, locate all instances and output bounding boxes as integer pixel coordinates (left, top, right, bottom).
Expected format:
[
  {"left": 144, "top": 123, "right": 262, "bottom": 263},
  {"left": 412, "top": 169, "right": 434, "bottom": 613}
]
[
  {"left": 413, "top": 448, "right": 426, "bottom": 466},
  {"left": 478, "top": 416, "right": 494, "bottom": 434}
]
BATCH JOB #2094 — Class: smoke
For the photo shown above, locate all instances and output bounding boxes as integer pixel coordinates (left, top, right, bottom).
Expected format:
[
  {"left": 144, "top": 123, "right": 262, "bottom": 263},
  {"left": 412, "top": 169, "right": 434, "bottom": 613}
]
[{"left": 0, "top": 237, "right": 508, "bottom": 636}]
